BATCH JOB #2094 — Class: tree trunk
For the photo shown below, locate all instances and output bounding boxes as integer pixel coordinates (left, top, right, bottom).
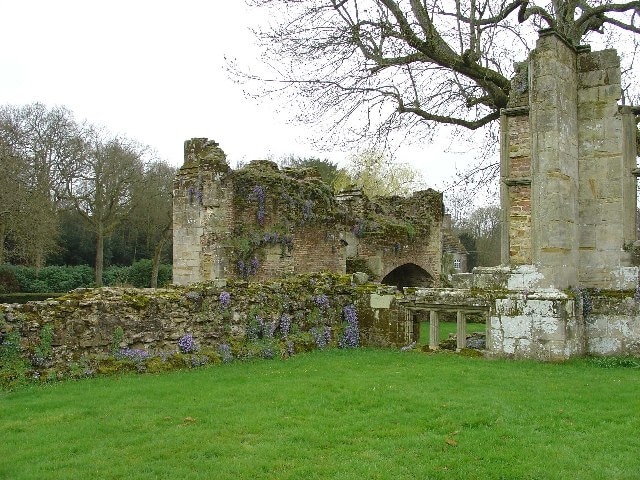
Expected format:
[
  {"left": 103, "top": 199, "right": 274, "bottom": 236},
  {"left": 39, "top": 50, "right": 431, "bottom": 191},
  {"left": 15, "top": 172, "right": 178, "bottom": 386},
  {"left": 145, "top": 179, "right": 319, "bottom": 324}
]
[
  {"left": 95, "top": 228, "right": 104, "bottom": 287},
  {"left": 150, "top": 227, "right": 171, "bottom": 288},
  {"left": 0, "top": 222, "right": 5, "bottom": 265}
]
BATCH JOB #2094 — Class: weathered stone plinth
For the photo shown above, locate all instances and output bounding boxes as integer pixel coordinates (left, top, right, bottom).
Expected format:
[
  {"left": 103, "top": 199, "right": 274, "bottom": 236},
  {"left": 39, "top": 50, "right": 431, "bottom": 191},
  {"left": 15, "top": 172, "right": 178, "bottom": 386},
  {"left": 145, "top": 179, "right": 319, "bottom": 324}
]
[{"left": 489, "top": 290, "right": 582, "bottom": 360}]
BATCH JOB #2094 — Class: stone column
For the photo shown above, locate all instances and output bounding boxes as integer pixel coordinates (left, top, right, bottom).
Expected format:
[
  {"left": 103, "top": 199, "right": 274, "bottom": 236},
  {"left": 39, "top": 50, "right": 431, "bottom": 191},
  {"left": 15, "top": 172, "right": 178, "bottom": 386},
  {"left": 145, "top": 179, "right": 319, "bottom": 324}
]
[
  {"left": 529, "top": 31, "right": 580, "bottom": 289},
  {"left": 456, "top": 310, "right": 466, "bottom": 351},
  {"left": 429, "top": 310, "right": 439, "bottom": 350}
]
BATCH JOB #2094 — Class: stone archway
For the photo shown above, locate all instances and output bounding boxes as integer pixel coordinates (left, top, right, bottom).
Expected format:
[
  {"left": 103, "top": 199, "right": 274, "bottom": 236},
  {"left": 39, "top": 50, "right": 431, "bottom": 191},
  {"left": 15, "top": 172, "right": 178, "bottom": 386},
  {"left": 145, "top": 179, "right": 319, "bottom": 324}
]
[{"left": 381, "top": 263, "right": 433, "bottom": 290}]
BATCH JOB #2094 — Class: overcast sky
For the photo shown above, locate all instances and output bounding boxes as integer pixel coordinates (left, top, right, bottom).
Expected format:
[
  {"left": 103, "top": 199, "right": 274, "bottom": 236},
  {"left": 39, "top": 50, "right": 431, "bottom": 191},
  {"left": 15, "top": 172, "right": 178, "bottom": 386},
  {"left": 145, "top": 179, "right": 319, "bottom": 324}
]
[{"left": 0, "top": 0, "right": 489, "bottom": 190}]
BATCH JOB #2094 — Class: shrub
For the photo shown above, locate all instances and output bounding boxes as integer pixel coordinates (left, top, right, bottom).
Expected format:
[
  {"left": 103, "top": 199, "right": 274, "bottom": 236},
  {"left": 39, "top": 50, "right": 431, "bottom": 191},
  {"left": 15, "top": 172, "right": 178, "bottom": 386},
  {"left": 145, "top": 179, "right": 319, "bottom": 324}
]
[
  {"left": 0, "top": 265, "right": 20, "bottom": 294},
  {"left": 104, "top": 260, "right": 172, "bottom": 288},
  {"left": 37, "top": 265, "right": 94, "bottom": 292},
  {"left": 0, "top": 264, "right": 94, "bottom": 293},
  {"left": 103, "top": 265, "right": 130, "bottom": 286},
  {"left": 126, "top": 260, "right": 172, "bottom": 288}
]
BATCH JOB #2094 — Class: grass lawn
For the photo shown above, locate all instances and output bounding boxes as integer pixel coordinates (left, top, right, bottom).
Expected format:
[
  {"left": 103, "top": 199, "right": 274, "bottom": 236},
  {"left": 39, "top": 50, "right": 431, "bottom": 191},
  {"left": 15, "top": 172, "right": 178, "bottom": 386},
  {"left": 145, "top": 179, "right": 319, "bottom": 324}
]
[
  {"left": 1, "top": 349, "right": 639, "bottom": 479},
  {"left": 419, "top": 320, "right": 486, "bottom": 345}
]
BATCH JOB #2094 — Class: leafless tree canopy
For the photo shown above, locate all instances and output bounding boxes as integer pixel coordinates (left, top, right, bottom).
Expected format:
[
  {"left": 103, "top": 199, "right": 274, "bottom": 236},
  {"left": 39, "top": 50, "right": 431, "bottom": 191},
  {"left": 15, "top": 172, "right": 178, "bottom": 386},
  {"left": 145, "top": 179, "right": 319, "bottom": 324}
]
[{"left": 239, "top": 0, "right": 639, "bottom": 149}]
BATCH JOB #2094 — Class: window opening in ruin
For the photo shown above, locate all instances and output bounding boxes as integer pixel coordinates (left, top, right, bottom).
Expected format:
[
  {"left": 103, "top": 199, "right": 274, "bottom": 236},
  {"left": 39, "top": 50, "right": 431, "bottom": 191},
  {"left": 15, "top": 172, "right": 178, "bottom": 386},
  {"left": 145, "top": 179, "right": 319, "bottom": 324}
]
[
  {"left": 381, "top": 263, "right": 433, "bottom": 290},
  {"left": 416, "top": 310, "right": 487, "bottom": 350}
]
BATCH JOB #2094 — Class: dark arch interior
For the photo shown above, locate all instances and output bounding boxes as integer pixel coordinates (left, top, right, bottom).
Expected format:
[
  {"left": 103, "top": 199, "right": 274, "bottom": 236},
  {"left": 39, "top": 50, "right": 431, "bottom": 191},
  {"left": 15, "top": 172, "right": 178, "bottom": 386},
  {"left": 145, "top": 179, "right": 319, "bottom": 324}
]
[{"left": 381, "top": 263, "right": 433, "bottom": 290}]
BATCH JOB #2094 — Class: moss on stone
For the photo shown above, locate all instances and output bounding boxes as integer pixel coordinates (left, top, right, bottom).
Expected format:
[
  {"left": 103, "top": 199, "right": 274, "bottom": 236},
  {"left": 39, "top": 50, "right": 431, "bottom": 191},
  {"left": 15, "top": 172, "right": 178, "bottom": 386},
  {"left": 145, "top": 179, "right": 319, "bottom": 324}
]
[{"left": 121, "top": 293, "right": 151, "bottom": 310}]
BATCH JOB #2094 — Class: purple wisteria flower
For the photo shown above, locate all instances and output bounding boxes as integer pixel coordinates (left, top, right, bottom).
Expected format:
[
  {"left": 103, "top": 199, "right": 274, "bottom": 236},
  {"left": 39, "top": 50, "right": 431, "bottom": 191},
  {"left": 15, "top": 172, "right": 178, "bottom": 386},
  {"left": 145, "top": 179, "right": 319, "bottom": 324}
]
[
  {"left": 250, "top": 185, "right": 266, "bottom": 225},
  {"left": 116, "top": 348, "right": 150, "bottom": 362},
  {"left": 218, "top": 343, "right": 233, "bottom": 363},
  {"left": 237, "top": 258, "right": 260, "bottom": 278},
  {"left": 340, "top": 304, "right": 359, "bottom": 348},
  {"left": 219, "top": 291, "right": 231, "bottom": 309},
  {"left": 263, "top": 320, "right": 276, "bottom": 339},
  {"left": 352, "top": 221, "right": 365, "bottom": 238},
  {"left": 251, "top": 185, "right": 265, "bottom": 202},
  {"left": 315, "top": 294, "right": 330, "bottom": 310},
  {"left": 311, "top": 326, "right": 331, "bottom": 349},
  {"left": 264, "top": 232, "right": 279, "bottom": 245},
  {"left": 279, "top": 313, "right": 292, "bottom": 337},
  {"left": 302, "top": 200, "right": 314, "bottom": 221},
  {"left": 250, "top": 257, "right": 260, "bottom": 275},
  {"left": 178, "top": 333, "right": 197, "bottom": 354}
]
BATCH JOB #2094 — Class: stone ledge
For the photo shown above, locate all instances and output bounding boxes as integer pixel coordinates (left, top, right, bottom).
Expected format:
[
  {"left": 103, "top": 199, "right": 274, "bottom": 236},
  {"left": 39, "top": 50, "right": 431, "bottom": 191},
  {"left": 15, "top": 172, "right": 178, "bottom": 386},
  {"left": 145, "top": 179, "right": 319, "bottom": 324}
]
[
  {"left": 503, "top": 178, "right": 532, "bottom": 186},
  {"left": 502, "top": 106, "right": 530, "bottom": 117}
]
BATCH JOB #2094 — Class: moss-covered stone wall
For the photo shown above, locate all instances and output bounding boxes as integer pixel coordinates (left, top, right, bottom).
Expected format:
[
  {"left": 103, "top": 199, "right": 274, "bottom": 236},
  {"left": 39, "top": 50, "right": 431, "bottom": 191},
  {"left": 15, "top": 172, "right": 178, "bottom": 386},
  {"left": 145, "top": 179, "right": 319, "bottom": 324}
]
[
  {"left": 173, "top": 138, "right": 444, "bottom": 286},
  {"left": 0, "top": 274, "right": 415, "bottom": 378}
]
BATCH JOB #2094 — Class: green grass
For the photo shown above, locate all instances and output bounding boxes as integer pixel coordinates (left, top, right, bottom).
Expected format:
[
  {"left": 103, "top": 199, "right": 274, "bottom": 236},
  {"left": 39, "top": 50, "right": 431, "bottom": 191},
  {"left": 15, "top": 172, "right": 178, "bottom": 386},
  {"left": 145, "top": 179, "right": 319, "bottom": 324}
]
[
  {"left": 419, "top": 320, "right": 486, "bottom": 345},
  {"left": 1, "top": 349, "right": 639, "bottom": 479}
]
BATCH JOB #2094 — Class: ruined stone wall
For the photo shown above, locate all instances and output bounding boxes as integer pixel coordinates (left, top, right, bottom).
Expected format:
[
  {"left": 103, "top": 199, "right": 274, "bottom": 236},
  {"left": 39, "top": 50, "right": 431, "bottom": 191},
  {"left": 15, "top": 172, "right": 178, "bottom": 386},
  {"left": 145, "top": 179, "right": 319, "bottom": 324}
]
[
  {"left": 577, "top": 49, "right": 636, "bottom": 288},
  {"left": 587, "top": 293, "right": 640, "bottom": 355},
  {"left": 0, "top": 275, "right": 410, "bottom": 372},
  {"left": 173, "top": 141, "right": 444, "bottom": 287},
  {"left": 342, "top": 189, "right": 443, "bottom": 284},
  {"left": 291, "top": 227, "right": 346, "bottom": 275}
]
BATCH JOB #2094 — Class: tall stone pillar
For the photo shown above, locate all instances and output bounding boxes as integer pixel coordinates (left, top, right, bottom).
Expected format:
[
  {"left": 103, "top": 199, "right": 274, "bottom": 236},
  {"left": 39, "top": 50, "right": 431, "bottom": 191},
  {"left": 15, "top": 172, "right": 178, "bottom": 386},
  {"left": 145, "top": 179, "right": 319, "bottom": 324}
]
[
  {"left": 529, "top": 31, "right": 580, "bottom": 289},
  {"left": 500, "top": 30, "right": 637, "bottom": 290},
  {"left": 172, "top": 138, "right": 232, "bottom": 285}
]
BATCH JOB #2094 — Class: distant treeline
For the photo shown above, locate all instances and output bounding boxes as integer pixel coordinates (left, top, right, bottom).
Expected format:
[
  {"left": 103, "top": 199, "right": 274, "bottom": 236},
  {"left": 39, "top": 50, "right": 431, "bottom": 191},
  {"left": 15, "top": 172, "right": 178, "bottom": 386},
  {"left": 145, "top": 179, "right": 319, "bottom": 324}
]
[
  {"left": 0, "top": 260, "right": 172, "bottom": 295},
  {"left": 0, "top": 103, "right": 174, "bottom": 286}
]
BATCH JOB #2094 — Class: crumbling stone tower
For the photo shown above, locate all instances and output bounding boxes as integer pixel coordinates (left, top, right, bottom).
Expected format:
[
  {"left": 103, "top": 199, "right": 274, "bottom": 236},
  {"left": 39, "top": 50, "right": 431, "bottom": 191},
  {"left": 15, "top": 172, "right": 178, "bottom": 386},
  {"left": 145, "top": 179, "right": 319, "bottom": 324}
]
[
  {"left": 501, "top": 30, "right": 638, "bottom": 290},
  {"left": 173, "top": 139, "right": 233, "bottom": 285}
]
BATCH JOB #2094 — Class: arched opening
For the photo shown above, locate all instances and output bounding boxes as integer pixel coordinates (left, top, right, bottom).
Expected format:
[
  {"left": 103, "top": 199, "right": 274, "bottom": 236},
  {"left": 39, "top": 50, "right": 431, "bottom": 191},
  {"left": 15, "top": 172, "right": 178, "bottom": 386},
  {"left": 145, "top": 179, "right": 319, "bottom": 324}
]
[{"left": 381, "top": 263, "right": 433, "bottom": 290}]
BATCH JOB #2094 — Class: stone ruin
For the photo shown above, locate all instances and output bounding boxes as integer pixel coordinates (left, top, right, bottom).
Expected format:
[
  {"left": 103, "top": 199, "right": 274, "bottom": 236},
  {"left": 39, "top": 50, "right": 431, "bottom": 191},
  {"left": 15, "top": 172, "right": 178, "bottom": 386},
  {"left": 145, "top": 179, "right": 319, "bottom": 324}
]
[
  {"left": 172, "top": 140, "right": 445, "bottom": 289},
  {"left": 170, "top": 29, "right": 640, "bottom": 361},
  {"left": 396, "top": 30, "right": 640, "bottom": 359},
  {"left": 7, "top": 30, "right": 639, "bottom": 371}
]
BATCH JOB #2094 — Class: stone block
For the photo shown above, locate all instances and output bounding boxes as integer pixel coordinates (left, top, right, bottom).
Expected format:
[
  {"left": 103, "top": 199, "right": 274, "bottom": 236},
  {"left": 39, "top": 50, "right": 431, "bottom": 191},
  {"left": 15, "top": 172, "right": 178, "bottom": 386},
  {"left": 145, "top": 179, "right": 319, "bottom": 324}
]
[
  {"left": 578, "top": 225, "right": 596, "bottom": 248},
  {"left": 577, "top": 85, "right": 601, "bottom": 104},
  {"left": 578, "top": 49, "right": 620, "bottom": 72},
  {"left": 595, "top": 224, "right": 623, "bottom": 250},
  {"left": 579, "top": 70, "right": 607, "bottom": 88}
]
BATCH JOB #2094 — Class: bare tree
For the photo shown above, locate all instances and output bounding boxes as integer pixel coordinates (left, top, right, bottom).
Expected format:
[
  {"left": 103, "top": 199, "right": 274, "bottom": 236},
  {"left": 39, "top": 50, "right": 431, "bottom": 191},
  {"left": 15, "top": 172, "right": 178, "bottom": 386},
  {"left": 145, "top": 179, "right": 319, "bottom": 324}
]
[
  {"left": 455, "top": 204, "right": 502, "bottom": 266},
  {"left": 237, "top": 0, "right": 640, "bottom": 151},
  {"left": 63, "top": 134, "right": 145, "bottom": 286},
  {"left": 0, "top": 104, "right": 84, "bottom": 267},
  {"left": 127, "top": 160, "right": 175, "bottom": 287}
]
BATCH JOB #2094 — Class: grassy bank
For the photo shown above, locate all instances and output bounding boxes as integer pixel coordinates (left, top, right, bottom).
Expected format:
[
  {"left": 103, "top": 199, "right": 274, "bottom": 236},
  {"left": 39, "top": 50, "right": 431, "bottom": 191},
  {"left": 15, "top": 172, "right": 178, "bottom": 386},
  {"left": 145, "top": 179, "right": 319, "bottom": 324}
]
[{"left": 1, "top": 349, "right": 639, "bottom": 479}]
